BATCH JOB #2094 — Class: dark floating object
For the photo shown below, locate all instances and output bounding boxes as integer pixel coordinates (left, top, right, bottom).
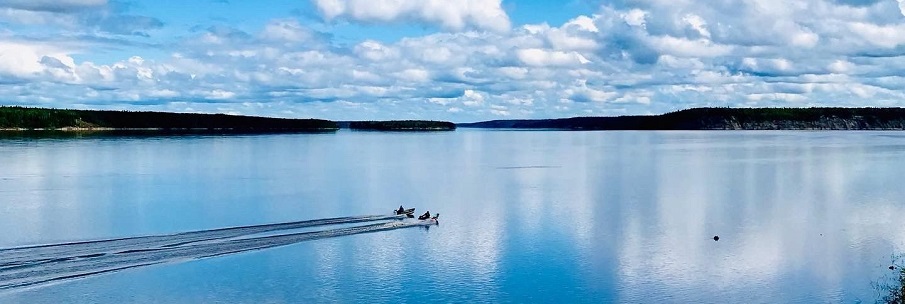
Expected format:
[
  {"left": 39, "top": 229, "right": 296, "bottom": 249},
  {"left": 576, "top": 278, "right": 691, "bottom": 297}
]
[
  {"left": 891, "top": 266, "right": 897, "bottom": 270},
  {"left": 713, "top": 236, "right": 720, "bottom": 241}
]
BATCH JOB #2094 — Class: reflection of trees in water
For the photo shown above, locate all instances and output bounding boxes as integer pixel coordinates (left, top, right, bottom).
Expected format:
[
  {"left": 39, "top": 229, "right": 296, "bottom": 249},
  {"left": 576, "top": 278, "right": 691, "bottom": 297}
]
[{"left": 874, "top": 254, "right": 904, "bottom": 304}]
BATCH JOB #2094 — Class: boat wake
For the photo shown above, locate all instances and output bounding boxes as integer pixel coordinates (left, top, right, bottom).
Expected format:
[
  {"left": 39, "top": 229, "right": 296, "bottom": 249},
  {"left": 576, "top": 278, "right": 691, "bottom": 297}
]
[{"left": 0, "top": 214, "right": 425, "bottom": 292}]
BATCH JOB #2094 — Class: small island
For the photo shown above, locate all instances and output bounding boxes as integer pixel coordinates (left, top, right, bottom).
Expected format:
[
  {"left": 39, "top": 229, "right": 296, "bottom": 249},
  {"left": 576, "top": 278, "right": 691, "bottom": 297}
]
[
  {"left": 0, "top": 106, "right": 338, "bottom": 132},
  {"left": 346, "top": 120, "right": 456, "bottom": 131},
  {"left": 459, "top": 107, "right": 905, "bottom": 130}
]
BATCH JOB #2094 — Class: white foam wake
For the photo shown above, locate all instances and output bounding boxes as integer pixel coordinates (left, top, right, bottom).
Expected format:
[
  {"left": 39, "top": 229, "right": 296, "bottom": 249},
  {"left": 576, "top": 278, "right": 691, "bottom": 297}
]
[{"left": 0, "top": 215, "right": 422, "bottom": 291}]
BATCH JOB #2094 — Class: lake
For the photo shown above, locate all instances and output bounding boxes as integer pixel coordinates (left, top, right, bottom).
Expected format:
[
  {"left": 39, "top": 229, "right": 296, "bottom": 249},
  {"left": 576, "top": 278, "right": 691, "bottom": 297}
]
[{"left": 0, "top": 130, "right": 902, "bottom": 303}]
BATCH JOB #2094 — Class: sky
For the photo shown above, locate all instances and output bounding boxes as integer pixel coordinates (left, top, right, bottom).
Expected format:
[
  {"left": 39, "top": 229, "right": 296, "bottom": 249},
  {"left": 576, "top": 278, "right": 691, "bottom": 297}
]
[{"left": 2, "top": 0, "right": 905, "bottom": 121}]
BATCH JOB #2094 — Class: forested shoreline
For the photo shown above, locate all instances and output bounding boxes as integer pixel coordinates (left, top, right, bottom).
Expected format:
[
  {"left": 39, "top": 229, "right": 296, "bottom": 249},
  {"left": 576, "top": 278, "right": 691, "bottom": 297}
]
[
  {"left": 346, "top": 120, "right": 456, "bottom": 131},
  {"left": 460, "top": 107, "right": 905, "bottom": 130},
  {"left": 0, "top": 106, "right": 338, "bottom": 131},
  {"left": 7, "top": 106, "right": 905, "bottom": 132}
]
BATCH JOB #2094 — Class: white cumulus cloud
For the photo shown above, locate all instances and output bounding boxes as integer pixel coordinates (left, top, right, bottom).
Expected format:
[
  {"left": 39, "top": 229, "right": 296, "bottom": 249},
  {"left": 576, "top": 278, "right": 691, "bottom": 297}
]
[
  {"left": 260, "top": 19, "right": 314, "bottom": 43},
  {"left": 0, "top": 0, "right": 105, "bottom": 12},
  {"left": 311, "top": 0, "right": 511, "bottom": 32},
  {"left": 516, "top": 48, "right": 590, "bottom": 67},
  {"left": 10, "top": 0, "right": 905, "bottom": 120}
]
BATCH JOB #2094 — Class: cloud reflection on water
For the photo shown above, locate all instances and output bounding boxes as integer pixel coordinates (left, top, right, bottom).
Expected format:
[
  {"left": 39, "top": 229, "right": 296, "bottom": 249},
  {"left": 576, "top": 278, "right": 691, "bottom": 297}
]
[{"left": 0, "top": 131, "right": 904, "bottom": 303}]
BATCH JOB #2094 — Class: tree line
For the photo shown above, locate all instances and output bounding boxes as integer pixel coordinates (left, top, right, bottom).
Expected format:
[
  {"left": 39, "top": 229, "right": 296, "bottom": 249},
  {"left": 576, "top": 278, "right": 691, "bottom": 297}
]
[
  {"left": 459, "top": 107, "right": 905, "bottom": 130},
  {"left": 0, "top": 106, "right": 338, "bottom": 131},
  {"left": 348, "top": 120, "right": 456, "bottom": 131}
]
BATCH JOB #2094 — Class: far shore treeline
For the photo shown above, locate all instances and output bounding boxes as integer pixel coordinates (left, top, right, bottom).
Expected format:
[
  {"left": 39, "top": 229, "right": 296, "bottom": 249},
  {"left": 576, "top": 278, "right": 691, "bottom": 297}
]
[
  {"left": 0, "top": 106, "right": 338, "bottom": 132},
  {"left": 5, "top": 106, "right": 905, "bottom": 132},
  {"left": 459, "top": 107, "right": 905, "bottom": 130},
  {"left": 346, "top": 120, "right": 456, "bottom": 131},
  {"left": 0, "top": 106, "right": 456, "bottom": 132}
]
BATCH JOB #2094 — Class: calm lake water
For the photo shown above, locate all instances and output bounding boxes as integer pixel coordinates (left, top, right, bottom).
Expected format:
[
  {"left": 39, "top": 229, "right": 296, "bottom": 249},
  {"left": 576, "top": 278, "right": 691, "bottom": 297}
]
[{"left": 0, "top": 130, "right": 903, "bottom": 303}]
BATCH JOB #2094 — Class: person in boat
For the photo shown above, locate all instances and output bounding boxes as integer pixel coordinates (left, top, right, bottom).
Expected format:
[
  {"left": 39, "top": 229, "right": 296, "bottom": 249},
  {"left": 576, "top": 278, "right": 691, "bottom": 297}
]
[
  {"left": 418, "top": 211, "right": 431, "bottom": 220},
  {"left": 396, "top": 205, "right": 405, "bottom": 215}
]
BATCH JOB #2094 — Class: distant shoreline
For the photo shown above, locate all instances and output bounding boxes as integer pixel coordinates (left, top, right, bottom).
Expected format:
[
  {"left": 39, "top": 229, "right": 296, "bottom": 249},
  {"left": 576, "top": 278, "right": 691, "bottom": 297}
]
[
  {"left": 459, "top": 107, "right": 905, "bottom": 131},
  {"left": 6, "top": 106, "right": 905, "bottom": 132},
  {"left": 344, "top": 120, "right": 455, "bottom": 131},
  {"left": 0, "top": 106, "right": 454, "bottom": 132},
  {"left": 0, "top": 127, "right": 338, "bottom": 132}
]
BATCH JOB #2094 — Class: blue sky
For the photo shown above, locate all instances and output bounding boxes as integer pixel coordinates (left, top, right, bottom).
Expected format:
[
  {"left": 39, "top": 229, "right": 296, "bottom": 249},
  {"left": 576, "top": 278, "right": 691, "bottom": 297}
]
[{"left": 2, "top": 0, "right": 905, "bottom": 121}]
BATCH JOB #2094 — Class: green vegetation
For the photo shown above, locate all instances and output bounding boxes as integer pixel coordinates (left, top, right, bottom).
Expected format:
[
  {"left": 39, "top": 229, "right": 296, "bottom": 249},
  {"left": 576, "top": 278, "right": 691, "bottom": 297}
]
[
  {"left": 459, "top": 107, "right": 905, "bottom": 130},
  {"left": 662, "top": 107, "right": 905, "bottom": 130},
  {"left": 0, "top": 107, "right": 85, "bottom": 129},
  {"left": 348, "top": 120, "right": 456, "bottom": 131},
  {"left": 884, "top": 270, "right": 905, "bottom": 304},
  {"left": 0, "top": 106, "right": 338, "bottom": 131},
  {"left": 876, "top": 255, "right": 905, "bottom": 304}
]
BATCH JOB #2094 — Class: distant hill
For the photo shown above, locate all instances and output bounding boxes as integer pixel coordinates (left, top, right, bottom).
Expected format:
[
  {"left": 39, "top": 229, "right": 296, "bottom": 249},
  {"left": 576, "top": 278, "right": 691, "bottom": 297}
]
[
  {"left": 345, "top": 120, "right": 456, "bottom": 131},
  {"left": 0, "top": 106, "right": 338, "bottom": 132},
  {"left": 458, "top": 108, "right": 905, "bottom": 130}
]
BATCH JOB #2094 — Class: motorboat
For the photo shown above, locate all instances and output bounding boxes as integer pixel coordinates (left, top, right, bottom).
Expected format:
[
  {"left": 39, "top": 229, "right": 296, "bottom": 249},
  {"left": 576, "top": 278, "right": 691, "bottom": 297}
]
[
  {"left": 395, "top": 207, "right": 416, "bottom": 218},
  {"left": 418, "top": 213, "right": 439, "bottom": 224}
]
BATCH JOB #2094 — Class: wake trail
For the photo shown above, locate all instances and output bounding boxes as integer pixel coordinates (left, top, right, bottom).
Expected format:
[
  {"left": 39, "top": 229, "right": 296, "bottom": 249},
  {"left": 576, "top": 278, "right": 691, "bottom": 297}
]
[
  {"left": 0, "top": 220, "right": 428, "bottom": 292},
  {"left": 0, "top": 214, "right": 405, "bottom": 270}
]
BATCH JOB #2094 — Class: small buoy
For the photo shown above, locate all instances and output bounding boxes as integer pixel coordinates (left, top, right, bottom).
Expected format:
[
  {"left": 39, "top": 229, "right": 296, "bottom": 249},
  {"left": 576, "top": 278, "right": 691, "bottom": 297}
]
[
  {"left": 713, "top": 236, "right": 720, "bottom": 241},
  {"left": 891, "top": 266, "right": 896, "bottom": 270}
]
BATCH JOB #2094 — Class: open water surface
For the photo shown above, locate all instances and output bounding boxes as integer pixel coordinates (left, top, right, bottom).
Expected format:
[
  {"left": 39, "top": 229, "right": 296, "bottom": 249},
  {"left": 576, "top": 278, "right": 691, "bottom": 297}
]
[{"left": 0, "top": 130, "right": 903, "bottom": 303}]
